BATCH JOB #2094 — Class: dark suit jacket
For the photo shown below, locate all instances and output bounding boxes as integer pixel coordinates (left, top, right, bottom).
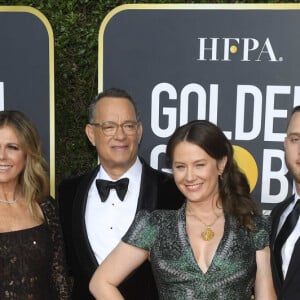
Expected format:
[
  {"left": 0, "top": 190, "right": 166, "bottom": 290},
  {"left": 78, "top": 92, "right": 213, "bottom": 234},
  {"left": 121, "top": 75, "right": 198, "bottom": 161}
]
[
  {"left": 58, "top": 159, "right": 184, "bottom": 300},
  {"left": 271, "top": 195, "right": 300, "bottom": 300}
]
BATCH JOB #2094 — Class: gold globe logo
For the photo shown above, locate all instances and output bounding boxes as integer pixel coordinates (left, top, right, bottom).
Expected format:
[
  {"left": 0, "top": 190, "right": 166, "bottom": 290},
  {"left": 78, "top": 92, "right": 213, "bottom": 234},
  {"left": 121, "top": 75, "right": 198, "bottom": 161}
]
[{"left": 233, "top": 145, "right": 258, "bottom": 192}]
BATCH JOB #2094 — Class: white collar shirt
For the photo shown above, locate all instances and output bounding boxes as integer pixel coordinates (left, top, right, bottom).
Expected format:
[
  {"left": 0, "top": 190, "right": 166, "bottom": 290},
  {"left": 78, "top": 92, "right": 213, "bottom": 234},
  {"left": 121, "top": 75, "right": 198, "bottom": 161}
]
[{"left": 85, "top": 158, "right": 142, "bottom": 264}]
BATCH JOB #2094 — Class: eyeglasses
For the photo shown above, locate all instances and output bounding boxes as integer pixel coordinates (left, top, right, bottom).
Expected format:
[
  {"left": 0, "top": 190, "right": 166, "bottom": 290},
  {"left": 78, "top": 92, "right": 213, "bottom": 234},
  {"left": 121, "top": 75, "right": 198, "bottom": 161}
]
[{"left": 90, "top": 121, "right": 139, "bottom": 136}]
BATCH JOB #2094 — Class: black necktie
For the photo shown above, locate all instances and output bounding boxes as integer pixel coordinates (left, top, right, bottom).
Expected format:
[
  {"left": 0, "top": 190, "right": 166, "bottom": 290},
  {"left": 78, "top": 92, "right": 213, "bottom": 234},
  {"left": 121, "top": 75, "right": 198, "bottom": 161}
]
[
  {"left": 274, "top": 199, "right": 300, "bottom": 281},
  {"left": 96, "top": 178, "right": 129, "bottom": 202}
]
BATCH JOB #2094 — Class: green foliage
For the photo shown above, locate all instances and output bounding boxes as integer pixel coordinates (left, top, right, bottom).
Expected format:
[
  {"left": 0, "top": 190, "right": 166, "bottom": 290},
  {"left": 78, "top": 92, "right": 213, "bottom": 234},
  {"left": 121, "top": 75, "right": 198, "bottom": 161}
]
[
  {"left": 4, "top": 0, "right": 104, "bottom": 189},
  {"left": 0, "top": 0, "right": 295, "bottom": 193}
]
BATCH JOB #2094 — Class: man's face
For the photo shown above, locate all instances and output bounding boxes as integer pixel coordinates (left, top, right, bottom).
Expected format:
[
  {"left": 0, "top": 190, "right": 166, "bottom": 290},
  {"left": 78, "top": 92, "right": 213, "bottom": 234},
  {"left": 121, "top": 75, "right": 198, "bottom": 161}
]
[
  {"left": 85, "top": 97, "right": 142, "bottom": 179},
  {"left": 285, "top": 111, "right": 300, "bottom": 183}
]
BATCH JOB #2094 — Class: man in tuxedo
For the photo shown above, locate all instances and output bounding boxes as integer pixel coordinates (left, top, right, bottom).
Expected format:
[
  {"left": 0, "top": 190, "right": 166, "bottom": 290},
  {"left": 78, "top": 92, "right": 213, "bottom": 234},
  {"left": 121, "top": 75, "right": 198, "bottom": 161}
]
[
  {"left": 58, "top": 87, "right": 184, "bottom": 300},
  {"left": 271, "top": 105, "right": 300, "bottom": 300}
]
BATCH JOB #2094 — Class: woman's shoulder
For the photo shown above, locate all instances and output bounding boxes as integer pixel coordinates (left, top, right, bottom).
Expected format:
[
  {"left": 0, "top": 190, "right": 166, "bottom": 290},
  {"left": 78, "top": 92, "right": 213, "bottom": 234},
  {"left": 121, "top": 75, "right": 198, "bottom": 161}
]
[
  {"left": 136, "top": 208, "right": 177, "bottom": 221},
  {"left": 133, "top": 208, "right": 182, "bottom": 230},
  {"left": 250, "top": 214, "right": 271, "bottom": 249},
  {"left": 123, "top": 208, "right": 182, "bottom": 249},
  {"left": 252, "top": 214, "right": 271, "bottom": 231},
  {"left": 151, "top": 208, "right": 179, "bottom": 217},
  {"left": 39, "top": 196, "right": 60, "bottom": 224},
  {"left": 40, "top": 196, "right": 57, "bottom": 212}
]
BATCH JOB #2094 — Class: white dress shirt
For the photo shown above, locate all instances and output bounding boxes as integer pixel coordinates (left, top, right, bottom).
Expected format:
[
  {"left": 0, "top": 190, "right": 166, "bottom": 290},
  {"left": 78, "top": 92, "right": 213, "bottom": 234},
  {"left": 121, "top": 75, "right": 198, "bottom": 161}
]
[
  {"left": 85, "top": 158, "right": 142, "bottom": 264},
  {"left": 276, "top": 192, "right": 300, "bottom": 279}
]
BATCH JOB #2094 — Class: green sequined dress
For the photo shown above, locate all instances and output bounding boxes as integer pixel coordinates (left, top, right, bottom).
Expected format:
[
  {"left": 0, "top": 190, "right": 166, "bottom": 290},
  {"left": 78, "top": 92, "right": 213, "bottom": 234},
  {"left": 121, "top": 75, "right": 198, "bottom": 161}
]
[{"left": 122, "top": 203, "right": 270, "bottom": 300}]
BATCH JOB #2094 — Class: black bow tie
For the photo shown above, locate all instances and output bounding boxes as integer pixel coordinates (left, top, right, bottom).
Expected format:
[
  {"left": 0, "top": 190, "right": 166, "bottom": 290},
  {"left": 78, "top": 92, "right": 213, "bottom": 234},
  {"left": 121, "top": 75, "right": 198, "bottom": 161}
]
[{"left": 96, "top": 178, "right": 129, "bottom": 202}]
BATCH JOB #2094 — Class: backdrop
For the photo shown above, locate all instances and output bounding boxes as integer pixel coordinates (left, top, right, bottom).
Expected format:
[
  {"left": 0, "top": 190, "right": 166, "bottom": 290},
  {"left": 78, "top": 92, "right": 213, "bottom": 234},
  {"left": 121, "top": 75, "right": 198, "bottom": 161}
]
[{"left": 99, "top": 3, "right": 300, "bottom": 213}]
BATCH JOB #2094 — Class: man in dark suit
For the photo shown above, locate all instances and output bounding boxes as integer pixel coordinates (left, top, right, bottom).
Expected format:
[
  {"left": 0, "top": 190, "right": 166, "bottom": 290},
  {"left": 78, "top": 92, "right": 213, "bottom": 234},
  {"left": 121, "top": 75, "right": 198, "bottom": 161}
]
[
  {"left": 271, "top": 105, "right": 300, "bottom": 300},
  {"left": 58, "top": 88, "right": 184, "bottom": 300}
]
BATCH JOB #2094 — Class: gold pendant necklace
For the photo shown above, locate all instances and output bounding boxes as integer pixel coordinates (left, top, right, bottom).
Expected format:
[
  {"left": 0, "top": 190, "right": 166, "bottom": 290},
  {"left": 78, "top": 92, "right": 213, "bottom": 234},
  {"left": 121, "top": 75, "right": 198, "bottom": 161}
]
[
  {"left": 201, "top": 227, "right": 215, "bottom": 241},
  {"left": 187, "top": 206, "right": 222, "bottom": 241}
]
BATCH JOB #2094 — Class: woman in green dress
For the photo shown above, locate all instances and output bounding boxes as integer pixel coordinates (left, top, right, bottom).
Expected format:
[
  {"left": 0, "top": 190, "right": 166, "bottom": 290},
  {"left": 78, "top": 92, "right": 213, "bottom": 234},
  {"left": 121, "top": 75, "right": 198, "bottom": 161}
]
[{"left": 89, "top": 120, "right": 276, "bottom": 300}]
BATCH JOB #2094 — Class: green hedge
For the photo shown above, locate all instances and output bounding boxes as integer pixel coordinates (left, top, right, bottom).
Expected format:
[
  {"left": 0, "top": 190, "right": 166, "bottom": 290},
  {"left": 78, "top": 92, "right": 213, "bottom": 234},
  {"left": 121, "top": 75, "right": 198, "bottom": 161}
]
[{"left": 0, "top": 0, "right": 294, "bottom": 194}]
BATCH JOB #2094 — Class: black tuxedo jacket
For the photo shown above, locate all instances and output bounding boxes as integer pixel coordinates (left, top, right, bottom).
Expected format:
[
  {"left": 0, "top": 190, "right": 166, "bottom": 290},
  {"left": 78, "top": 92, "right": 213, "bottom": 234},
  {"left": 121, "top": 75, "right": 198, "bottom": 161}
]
[
  {"left": 58, "top": 159, "right": 184, "bottom": 300},
  {"left": 271, "top": 195, "right": 300, "bottom": 300}
]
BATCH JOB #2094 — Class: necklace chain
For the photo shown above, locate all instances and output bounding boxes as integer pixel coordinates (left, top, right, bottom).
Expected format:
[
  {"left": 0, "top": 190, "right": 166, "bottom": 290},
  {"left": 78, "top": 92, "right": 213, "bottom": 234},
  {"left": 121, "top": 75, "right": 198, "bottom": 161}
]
[
  {"left": 190, "top": 211, "right": 221, "bottom": 227},
  {"left": 187, "top": 205, "right": 223, "bottom": 241},
  {"left": 0, "top": 196, "right": 21, "bottom": 204}
]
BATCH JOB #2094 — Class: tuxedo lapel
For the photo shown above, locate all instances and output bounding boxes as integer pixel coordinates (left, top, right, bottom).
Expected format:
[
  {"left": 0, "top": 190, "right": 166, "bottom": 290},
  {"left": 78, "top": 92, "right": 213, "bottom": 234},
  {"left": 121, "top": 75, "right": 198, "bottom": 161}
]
[
  {"left": 271, "top": 195, "right": 295, "bottom": 294},
  {"left": 281, "top": 195, "right": 300, "bottom": 289},
  {"left": 284, "top": 237, "right": 300, "bottom": 286},
  {"left": 72, "top": 166, "right": 100, "bottom": 278},
  {"left": 137, "top": 161, "right": 159, "bottom": 211},
  {"left": 271, "top": 196, "right": 294, "bottom": 244}
]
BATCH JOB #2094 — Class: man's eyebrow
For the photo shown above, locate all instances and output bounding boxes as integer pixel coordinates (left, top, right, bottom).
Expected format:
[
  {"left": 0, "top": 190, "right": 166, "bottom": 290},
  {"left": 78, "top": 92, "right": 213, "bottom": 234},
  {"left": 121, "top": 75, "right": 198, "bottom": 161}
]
[{"left": 287, "top": 132, "right": 300, "bottom": 137}]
